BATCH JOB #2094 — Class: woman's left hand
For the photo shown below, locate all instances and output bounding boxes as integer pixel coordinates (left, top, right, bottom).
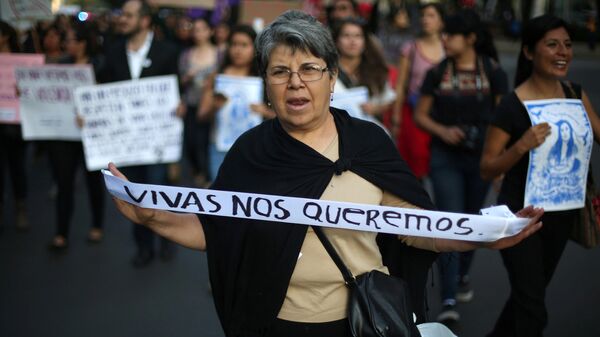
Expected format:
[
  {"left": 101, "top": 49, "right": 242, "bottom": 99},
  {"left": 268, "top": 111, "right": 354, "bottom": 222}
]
[
  {"left": 486, "top": 205, "right": 544, "bottom": 250},
  {"left": 360, "top": 102, "right": 378, "bottom": 116}
]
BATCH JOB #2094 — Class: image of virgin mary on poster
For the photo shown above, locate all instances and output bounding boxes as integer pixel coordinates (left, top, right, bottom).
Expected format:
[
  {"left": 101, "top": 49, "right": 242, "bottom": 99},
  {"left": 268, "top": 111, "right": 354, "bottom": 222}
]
[
  {"left": 524, "top": 98, "right": 593, "bottom": 211},
  {"left": 214, "top": 74, "right": 263, "bottom": 152}
]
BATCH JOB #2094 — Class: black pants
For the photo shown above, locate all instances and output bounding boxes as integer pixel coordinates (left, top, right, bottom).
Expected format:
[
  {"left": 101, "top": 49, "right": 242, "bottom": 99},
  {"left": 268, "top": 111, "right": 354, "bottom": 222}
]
[
  {"left": 488, "top": 210, "right": 576, "bottom": 337},
  {"left": 183, "top": 105, "right": 210, "bottom": 177},
  {"left": 266, "top": 318, "right": 351, "bottom": 337},
  {"left": 0, "top": 125, "right": 27, "bottom": 204},
  {"left": 46, "top": 141, "right": 104, "bottom": 238},
  {"left": 121, "top": 164, "right": 171, "bottom": 254}
]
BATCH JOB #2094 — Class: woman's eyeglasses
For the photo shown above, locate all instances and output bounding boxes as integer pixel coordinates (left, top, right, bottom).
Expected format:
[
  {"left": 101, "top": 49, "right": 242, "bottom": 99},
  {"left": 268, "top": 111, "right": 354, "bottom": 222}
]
[{"left": 267, "top": 65, "right": 328, "bottom": 85}]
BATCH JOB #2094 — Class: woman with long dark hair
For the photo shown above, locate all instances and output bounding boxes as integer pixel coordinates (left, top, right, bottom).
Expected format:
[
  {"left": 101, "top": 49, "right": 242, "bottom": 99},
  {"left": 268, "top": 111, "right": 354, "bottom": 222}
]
[
  {"left": 393, "top": 2, "right": 445, "bottom": 180},
  {"left": 480, "top": 15, "right": 600, "bottom": 337},
  {"left": 178, "top": 17, "right": 218, "bottom": 187},
  {"left": 47, "top": 21, "right": 106, "bottom": 250},
  {"left": 331, "top": 17, "right": 396, "bottom": 121},
  {"left": 414, "top": 8, "right": 509, "bottom": 322},
  {"left": 198, "top": 25, "right": 272, "bottom": 181}
]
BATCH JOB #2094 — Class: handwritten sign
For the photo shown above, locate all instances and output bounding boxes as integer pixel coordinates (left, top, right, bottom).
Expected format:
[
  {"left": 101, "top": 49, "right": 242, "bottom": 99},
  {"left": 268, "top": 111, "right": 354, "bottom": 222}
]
[
  {"left": 16, "top": 65, "right": 95, "bottom": 140},
  {"left": 74, "top": 75, "right": 183, "bottom": 171},
  {"left": 1, "top": 0, "right": 53, "bottom": 21},
  {"left": 524, "top": 99, "right": 593, "bottom": 211},
  {"left": 214, "top": 74, "right": 263, "bottom": 151},
  {"left": 0, "top": 53, "right": 45, "bottom": 124},
  {"left": 103, "top": 169, "right": 531, "bottom": 242}
]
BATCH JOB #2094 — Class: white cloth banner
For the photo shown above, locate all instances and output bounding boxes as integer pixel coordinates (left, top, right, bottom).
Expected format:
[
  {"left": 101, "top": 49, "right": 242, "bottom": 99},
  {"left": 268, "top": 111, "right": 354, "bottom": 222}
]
[
  {"left": 102, "top": 170, "right": 531, "bottom": 242},
  {"left": 524, "top": 99, "right": 592, "bottom": 211},
  {"left": 331, "top": 86, "right": 388, "bottom": 131},
  {"left": 74, "top": 75, "right": 183, "bottom": 171},
  {"left": 16, "top": 65, "right": 95, "bottom": 140},
  {"left": 214, "top": 75, "right": 263, "bottom": 152}
]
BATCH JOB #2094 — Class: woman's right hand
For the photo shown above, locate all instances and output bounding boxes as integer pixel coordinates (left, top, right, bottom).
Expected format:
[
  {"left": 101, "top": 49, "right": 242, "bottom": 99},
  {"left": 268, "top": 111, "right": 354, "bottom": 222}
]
[
  {"left": 439, "top": 126, "right": 466, "bottom": 145},
  {"left": 108, "top": 162, "right": 157, "bottom": 226},
  {"left": 213, "top": 93, "right": 228, "bottom": 111},
  {"left": 516, "top": 123, "right": 551, "bottom": 153}
]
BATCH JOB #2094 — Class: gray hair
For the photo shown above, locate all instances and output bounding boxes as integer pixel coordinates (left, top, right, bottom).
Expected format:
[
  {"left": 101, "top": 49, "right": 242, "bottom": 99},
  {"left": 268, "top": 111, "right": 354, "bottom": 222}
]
[{"left": 255, "top": 10, "right": 339, "bottom": 77}]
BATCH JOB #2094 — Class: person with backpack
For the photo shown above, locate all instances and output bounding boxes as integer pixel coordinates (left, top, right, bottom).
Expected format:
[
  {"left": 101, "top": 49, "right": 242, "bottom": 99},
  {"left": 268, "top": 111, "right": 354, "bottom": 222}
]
[{"left": 414, "top": 9, "right": 508, "bottom": 323}]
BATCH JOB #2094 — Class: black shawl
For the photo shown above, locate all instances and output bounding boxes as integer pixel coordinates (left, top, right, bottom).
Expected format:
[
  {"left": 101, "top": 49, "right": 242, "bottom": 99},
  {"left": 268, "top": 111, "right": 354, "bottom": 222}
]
[{"left": 200, "top": 108, "right": 437, "bottom": 336}]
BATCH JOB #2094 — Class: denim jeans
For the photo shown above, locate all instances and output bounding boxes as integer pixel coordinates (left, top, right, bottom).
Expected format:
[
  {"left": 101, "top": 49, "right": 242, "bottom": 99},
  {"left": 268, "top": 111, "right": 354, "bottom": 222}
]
[
  {"left": 122, "top": 164, "right": 170, "bottom": 253},
  {"left": 429, "top": 144, "right": 490, "bottom": 303},
  {"left": 208, "top": 143, "right": 228, "bottom": 182}
]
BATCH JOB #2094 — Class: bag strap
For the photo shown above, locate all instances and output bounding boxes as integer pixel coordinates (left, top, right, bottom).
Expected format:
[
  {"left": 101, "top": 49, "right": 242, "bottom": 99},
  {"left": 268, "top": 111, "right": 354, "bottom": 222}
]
[
  {"left": 312, "top": 226, "right": 357, "bottom": 286},
  {"left": 562, "top": 80, "right": 582, "bottom": 99}
]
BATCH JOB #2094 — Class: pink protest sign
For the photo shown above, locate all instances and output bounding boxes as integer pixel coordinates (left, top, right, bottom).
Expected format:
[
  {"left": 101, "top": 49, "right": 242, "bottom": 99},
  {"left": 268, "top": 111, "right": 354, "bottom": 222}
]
[{"left": 0, "top": 53, "right": 45, "bottom": 124}]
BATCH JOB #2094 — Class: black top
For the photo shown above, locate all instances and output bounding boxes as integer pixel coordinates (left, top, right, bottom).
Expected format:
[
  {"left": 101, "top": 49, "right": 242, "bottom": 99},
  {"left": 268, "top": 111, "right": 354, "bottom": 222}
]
[
  {"left": 420, "top": 56, "right": 508, "bottom": 153},
  {"left": 491, "top": 82, "right": 582, "bottom": 212},
  {"left": 199, "top": 108, "right": 437, "bottom": 336}
]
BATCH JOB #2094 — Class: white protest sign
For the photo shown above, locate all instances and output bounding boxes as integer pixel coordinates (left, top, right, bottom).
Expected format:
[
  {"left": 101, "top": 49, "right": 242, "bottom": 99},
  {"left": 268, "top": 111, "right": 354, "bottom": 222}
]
[
  {"left": 74, "top": 75, "right": 183, "bottom": 171},
  {"left": 524, "top": 99, "right": 593, "bottom": 211},
  {"left": 331, "top": 86, "right": 388, "bottom": 131},
  {"left": 1, "top": 0, "right": 53, "bottom": 21},
  {"left": 16, "top": 65, "right": 95, "bottom": 140},
  {"left": 0, "top": 53, "right": 45, "bottom": 124},
  {"left": 214, "top": 74, "right": 263, "bottom": 151},
  {"left": 103, "top": 170, "right": 531, "bottom": 242},
  {"left": 331, "top": 86, "right": 369, "bottom": 119}
]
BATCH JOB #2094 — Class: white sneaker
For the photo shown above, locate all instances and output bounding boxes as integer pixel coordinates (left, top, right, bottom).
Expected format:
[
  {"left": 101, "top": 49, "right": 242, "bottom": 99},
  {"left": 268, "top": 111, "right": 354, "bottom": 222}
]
[{"left": 437, "top": 304, "right": 460, "bottom": 322}]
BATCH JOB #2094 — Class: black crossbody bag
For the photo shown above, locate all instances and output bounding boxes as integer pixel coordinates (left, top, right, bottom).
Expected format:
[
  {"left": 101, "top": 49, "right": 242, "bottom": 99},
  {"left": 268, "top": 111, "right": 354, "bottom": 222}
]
[{"left": 313, "top": 227, "right": 421, "bottom": 337}]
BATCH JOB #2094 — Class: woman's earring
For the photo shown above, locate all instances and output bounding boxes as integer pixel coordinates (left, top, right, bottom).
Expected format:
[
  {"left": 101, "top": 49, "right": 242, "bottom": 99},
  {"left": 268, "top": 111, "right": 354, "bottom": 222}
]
[
  {"left": 267, "top": 101, "right": 272, "bottom": 107},
  {"left": 330, "top": 93, "right": 334, "bottom": 102}
]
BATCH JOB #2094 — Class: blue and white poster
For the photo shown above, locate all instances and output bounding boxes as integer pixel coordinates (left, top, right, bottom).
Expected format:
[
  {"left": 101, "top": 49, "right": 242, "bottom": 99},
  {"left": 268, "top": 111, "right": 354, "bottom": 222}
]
[
  {"left": 214, "top": 74, "right": 263, "bottom": 152},
  {"left": 524, "top": 99, "right": 592, "bottom": 211}
]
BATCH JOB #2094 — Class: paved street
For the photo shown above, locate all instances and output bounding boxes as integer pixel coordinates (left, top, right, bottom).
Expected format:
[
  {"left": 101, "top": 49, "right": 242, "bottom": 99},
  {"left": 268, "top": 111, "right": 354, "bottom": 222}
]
[{"left": 1, "top": 52, "right": 600, "bottom": 337}]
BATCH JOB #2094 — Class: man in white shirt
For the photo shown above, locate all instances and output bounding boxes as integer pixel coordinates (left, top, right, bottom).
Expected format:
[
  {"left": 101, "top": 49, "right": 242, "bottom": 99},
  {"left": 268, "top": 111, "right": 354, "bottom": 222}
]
[{"left": 100, "top": 0, "right": 180, "bottom": 268}]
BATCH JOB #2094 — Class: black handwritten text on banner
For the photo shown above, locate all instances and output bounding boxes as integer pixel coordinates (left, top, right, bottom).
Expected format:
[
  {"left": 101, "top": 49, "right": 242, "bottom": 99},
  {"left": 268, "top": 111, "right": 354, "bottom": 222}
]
[{"left": 103, "top": 170, "right": 530, "bottom": 242}]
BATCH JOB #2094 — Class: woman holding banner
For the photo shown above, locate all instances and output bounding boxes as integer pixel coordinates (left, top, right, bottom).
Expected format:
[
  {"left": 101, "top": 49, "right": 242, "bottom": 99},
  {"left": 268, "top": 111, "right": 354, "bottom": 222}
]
[
  {"left": 109, "top": 11, "right": 543, "bottom": 337},
  {"left": 47, "top": 22, "right": 106, "bottom": 250},
  {"left": 480, "top": 15, "right": 600, "bottom": 337}
]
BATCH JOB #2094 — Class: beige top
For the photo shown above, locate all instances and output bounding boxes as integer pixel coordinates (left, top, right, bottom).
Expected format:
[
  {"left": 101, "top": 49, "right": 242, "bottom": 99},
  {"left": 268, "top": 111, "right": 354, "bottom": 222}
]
[{"left": 277, "top": 135, "right": 437, "bottom": 323}]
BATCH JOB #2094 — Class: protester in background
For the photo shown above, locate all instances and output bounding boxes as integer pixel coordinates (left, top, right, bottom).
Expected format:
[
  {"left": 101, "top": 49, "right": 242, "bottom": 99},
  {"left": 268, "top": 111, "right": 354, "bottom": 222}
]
[
  {"left": 376, "top": 4, "right": 413, "bottom": 65},
  {"left": 212, "top": 21, "right": 230, "bottom": 64},
  {"left": 393, "top": 2, "right": 445, "bottom": 180},
  {"left": 100, "top": 0, "right": 180, "bottom": 268},
  {"left": 47, "top": 22, "right": 106, "bottom": 250},
  {"left": 0, "top": 20, "right": 29, "bottom": 233},
  {"left": 414, "top": 9, "right": 508, "bottom": 323},
  {"left": 331, "top": 18, "right": 396, "bottom": 121},
  {"left": 107, "top": 11, "right": 543, "bottom": 336},
  {"left": 174, "top": 15, "right": 193, "bottom": 52},
  {"left": 42, "top": 24, "right": 66, "bottom": 63},
  {"left": 481, "top": 15, "right": 600, "bottom": 337},
  {"left": 328, "top": 0, "right": 359, "bottom": 23},
  {"left": 178, "top": 17, "right": 218, "bottom": 187},
  {"left": 199, "top": 25, "right": 272, "bottom": 181}
]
